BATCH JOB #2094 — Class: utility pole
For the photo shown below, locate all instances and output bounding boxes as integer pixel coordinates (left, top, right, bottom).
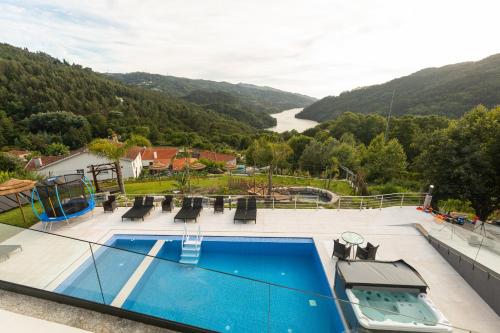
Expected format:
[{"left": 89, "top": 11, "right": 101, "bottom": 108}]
[{"left": 384, "top": 88, "right": 396, "bottom": 142}]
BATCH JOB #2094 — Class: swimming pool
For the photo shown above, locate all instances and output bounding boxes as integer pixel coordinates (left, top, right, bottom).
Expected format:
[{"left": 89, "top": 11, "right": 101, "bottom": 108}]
[{"left": 57, "top": 236, "right": 345, "bottom": 332}]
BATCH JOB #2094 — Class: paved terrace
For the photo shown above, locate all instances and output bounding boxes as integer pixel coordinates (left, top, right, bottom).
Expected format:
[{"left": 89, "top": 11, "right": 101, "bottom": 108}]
[{"left": 1, "top": 206, "right": 499, "bottom": 333}]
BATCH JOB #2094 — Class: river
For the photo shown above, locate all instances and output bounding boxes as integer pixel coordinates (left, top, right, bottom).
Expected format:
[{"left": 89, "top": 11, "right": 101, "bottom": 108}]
[{"left": 267, "top": 108, "right": 319, "bottom": 133}]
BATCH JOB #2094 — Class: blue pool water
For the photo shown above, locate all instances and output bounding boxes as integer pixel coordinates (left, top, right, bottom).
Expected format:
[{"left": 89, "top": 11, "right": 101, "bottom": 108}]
[
  {"left": 58, "top": 236, "right": 345, "bottom": 332},
  {"left": 56, "top": 239, "right": 155, "bottom": 303}
]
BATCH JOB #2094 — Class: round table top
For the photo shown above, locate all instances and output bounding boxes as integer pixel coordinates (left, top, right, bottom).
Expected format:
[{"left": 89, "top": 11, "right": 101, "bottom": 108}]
[{"left": 341, "top": 231, "right": 364, "bottom": 245}]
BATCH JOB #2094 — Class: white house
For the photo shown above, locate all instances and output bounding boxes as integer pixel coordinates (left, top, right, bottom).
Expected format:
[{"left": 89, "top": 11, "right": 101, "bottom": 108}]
[{"left": 25, "top": 148, "right": 143, "bottom": 180}]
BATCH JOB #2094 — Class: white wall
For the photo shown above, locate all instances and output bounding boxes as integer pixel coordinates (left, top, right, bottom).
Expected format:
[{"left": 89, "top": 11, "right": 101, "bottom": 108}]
[
  {"left": 121, "top": 154, "right": 143, "bottom": 178},
  {"left": 36, "top": 152, "right": 142, "bottom": 180}
]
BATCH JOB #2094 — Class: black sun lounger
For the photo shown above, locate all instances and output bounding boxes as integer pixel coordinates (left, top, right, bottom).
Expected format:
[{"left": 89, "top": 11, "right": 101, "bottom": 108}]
[
  {"left": 174, "top": 197, "right": 193, "bottom": 222},
  {"left": 233, "top": 198, "right": 247, "bottom": 223},
  {"left": 190, "top": 197, "right": 203, "bottom": 221},
  {"left": 244, "top": 197, "right": 257, "bottom": 223},
  {"left": 136, "top": 196, "right": 155, "bottom": 220},
  {"left": 122, "top": 197, "right": 150, "bottom": 221},
  {"left": 0, "top": 245, "right": 23, "bottom": 262}
]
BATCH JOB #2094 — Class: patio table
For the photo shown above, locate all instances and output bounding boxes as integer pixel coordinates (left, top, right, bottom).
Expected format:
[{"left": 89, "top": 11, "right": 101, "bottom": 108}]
[{"left": 341, "top": 231, "right": 364, "bottom": 259}]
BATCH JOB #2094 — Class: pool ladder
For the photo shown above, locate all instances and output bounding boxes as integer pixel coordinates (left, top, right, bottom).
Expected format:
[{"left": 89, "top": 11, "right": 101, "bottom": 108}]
[{"left": 180, "top": 224, "right": 203, "bottom": 265}]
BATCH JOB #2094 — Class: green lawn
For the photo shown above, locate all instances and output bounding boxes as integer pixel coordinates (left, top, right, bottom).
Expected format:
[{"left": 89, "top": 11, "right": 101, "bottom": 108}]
[
  {"left": 124, "top": 174, "right": 353, "bottom": 196},
  {"left": 0, "top": 203, "right": 40, "bottom": 229}
]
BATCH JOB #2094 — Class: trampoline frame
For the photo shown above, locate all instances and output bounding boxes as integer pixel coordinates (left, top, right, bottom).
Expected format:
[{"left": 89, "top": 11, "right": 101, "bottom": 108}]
[{"left": 31, "top": 174, "right": 95, "bottom": 230}]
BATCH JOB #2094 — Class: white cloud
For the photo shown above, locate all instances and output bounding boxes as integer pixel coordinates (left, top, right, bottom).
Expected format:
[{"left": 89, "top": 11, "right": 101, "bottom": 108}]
[{"left": 1, "top": 0, "right": 499, "bottom": 98}]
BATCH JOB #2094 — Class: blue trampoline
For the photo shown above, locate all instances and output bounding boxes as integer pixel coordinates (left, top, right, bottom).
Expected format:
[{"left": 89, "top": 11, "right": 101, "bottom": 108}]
[{"left": 31, "top": 174, "right": 95, "bottom": 230}]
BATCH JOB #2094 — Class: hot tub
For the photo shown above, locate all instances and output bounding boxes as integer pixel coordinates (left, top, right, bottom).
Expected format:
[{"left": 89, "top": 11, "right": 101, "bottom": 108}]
[{"left": 335, "top": 260, "right": 452, "bottom": 333}]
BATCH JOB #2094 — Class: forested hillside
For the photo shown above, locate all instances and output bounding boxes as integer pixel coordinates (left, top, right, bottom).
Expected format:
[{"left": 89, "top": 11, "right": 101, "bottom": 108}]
[
  {"left": 108, "top": 72, "right": 316, "bottom": 113},
  {"left": 183, "top": 90, "right": 276, "bottom": 129},
  {"left": 298, "top": 54, "right": 500, "bottom": 121},
  {"left": 0, "top": 43, "right": 259, "bottom": 152}
]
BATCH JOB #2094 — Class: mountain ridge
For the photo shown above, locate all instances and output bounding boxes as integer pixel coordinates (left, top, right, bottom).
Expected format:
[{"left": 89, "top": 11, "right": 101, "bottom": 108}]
[
  {"left": 297, "top": 53, "right": 500, "bottom": 121},
  {"left": 107, "top": 72, "right": 316, "bottom": 114}
]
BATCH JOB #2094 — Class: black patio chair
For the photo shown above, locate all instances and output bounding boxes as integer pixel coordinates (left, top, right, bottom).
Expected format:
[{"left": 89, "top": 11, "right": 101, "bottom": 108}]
[
  {"left": 162, "top": 195, "right": 174, "bottom": 212},
  {"left": 214, "top": 196, "right": 224, "bottom": 213},
  {"left": 103, "top": 195, "right": 117, "bottom": 213},
  {"left": 332, "top": 239, "right": 351, "bottom": 260},
  {"left": 233, "top": 198, "right": 247, "bottom": 223},
  {"left": 356, "top": 242, "right": 379, "bottom": 260}
]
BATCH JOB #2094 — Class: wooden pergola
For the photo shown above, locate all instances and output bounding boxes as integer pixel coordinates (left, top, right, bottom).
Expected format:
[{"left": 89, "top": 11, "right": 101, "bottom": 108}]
[
  {"left": 87, "top": 163, "right": 118, "bottom": 193},
  {"left": 0, "top": 179, "right": 36, "bottom": 224}
]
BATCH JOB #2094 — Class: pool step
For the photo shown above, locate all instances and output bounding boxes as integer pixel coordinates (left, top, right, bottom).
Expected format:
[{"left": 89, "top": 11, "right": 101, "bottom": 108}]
[{"left": 180, "top": 227, "right": 203, "bottom": 265}]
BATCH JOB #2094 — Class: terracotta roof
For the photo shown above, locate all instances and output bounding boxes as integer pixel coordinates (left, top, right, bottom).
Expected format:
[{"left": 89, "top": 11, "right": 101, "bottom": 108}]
[
  {"left": 141, "top": 147, "right": 178, "bottom": 161},
  {"left": 124, "top": 147, "right": 143, "bottom": 160},
  {"left": 172, "top": 158, "right": 197, "bottom": 171},
  {"left": 199, "top": 150, "right": 236, "bottom": 163}
]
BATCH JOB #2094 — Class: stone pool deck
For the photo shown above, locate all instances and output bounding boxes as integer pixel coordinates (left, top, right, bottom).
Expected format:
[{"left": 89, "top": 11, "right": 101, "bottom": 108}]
[{"left": 1, "top": 206, "right": 499, "bottom": 332}]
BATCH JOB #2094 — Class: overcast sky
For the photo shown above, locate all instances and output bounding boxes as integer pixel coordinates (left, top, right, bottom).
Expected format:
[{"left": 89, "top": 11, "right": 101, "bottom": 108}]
[{"left": 1, "top": 0, "right": 499, "bottom": 98}]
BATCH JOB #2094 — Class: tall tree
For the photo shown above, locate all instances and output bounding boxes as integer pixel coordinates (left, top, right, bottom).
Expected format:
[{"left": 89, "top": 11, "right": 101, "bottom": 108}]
[
  {"left": 249, "top": 138, "right": 292, "bottom": 195},
  {"left": 417, "top": 106, "right": 500, "bottom": 220},
  {"left": 89, "top": 134, "right": 151, "bottom": 193},
  {"left": 364, "top": 134, "right": 407, "bottom": 182},
  {"left": 287, "top": 134, "right": 312, "bottom": 170}
]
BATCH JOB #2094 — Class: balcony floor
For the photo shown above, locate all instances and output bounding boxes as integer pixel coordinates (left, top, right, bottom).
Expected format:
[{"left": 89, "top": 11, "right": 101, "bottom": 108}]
[{"left": 1, "top": 206, "right": 499, "bottom": 333}]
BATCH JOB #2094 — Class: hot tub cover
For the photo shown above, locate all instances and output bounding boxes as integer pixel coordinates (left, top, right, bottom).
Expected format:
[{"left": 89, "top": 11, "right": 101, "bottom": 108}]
[{"left": 336, "top": 259, "right": 428, "bottom": 293}]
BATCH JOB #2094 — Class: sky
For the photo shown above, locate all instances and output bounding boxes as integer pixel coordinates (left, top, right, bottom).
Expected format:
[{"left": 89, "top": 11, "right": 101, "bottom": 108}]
[{"left": 1, "top": 0, "right": 499, "bottom": 98}]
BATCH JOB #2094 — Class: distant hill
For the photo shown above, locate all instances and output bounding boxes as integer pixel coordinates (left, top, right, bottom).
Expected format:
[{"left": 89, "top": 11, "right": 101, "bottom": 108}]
[
  {"left": 297, "top": 54, "right": 500, "bottom": 121},
  {"left": 0, "top": 43, "right": 258, "bottom": 151},
  {"left": 108, "top": 72, "right": 316, "bottom": 114},
  {"left": 183, "top": 90, "right": 276, "bottom": 129}
]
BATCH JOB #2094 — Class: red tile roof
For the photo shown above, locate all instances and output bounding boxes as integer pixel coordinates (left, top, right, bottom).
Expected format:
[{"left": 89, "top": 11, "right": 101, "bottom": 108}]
[
  {"left": 199, "top": 150, "right": 236, "bottom": 163},
  {"left": 172, "top": 158, "right": 197, "bottom": 171},
  {"left": 141, "top": 147, "right": 178, "bottom": 161},
  {"left": 124, "top": 147, "right": 143, "bottom": 160}
]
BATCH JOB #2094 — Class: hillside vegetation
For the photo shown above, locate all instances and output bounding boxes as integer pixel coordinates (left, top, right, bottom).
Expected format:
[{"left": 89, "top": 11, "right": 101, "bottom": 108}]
[
  {"left": 298, "top": 54, "right": 500, "bottom": 121},
  {"left": 108, "top": 72, "right": 316, "bottom": 114},
  {"left": 0, "top": 43, "right": 261, "bottom": 151},
  {"left": 183, "top": 90, "right": 276, "bottom": 129}
]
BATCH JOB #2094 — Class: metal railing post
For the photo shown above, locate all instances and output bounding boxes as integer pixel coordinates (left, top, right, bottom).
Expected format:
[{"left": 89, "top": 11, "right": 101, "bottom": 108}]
[
  {"left": 380, "top": 195, "right": 383, "bottom": 210},
  {"left": 359, "top": 197, "right": 363, "bottom": 210},
  {"left": 272, "top": 196, "right": 275, "bottom": 209},
  {"left": 294, "top": 195, "right": 297, "bottom": 209},
  {"left": 316, "top": 196, "right": 319, "bottom": 209},
  {"left": 338, "top": 197, "right": 341, "bottom": 210},
  {"left": 400, "top": 193, "right": 405, "bottom": 207}
]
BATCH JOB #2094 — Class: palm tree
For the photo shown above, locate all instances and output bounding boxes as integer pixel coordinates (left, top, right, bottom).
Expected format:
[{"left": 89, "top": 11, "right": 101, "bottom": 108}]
[
  {"left": 89, "top": 134, "right": 151, "bottom": 194},
  {"left": 250, "top": 138, "right": 292, "bottom": 195}
]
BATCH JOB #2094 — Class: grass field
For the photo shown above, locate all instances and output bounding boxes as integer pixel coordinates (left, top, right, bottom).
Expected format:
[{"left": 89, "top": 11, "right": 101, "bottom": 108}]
[
  {"left": 124, "top": 174, "right": 353, "bottom": 196},
  {"left": 0, "top": 203, "right": 40, "bottom": 229}
]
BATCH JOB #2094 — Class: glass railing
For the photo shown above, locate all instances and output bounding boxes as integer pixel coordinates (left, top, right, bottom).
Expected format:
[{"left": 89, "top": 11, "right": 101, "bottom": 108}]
[
  {"left": 98, "top": 192, "right": 426, "bottom": 211},
  {"left": 0, "top": 222, "right": 473, "bottom": 333},
  {"left": 428, "top": 220, "right": 500, "bottom": 276}
]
